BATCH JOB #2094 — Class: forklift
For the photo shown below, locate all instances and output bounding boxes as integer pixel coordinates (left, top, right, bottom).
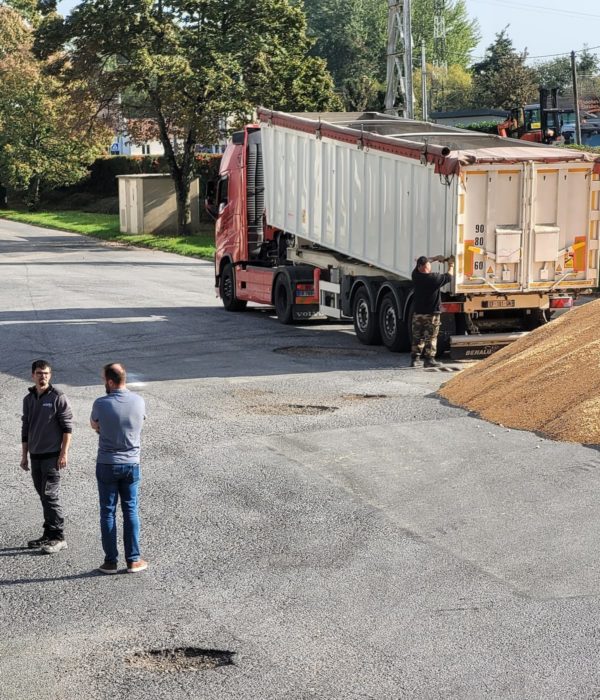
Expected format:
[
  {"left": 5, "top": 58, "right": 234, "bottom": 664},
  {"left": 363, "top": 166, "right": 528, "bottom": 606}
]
[{"left": 497, "top": 88, "right": 564, "bottom": 145}]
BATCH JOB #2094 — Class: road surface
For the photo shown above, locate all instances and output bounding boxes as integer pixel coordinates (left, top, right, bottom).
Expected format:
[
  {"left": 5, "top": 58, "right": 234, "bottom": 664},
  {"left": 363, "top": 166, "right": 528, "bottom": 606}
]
[{"left": 1, "top": 219, "right": 599, "bottom": 699}]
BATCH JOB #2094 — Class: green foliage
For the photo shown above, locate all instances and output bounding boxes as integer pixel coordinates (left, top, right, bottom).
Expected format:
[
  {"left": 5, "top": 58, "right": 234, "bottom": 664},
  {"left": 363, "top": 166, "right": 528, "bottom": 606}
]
[
  {"left": 411, "top": 0, "right": 480, "bottom": 70},
  {"left": 0, "top": 7, "right": 110, "bottom": 208},
  {"left": 46, "top": 0, "right": 339, "bottom": 233},
  {"left": 85, "top": 154, "right": 221, "bottom": 197},
  {"left": 88, "top": 156, "right": 167, "bottom": 195},
  {"left": 562, "top": 144, "right": 600, "bottom": 155},
  {"left": 533, "top": 57, "right": 573, "bottom": 94},
  {"left": 303, "top": 0, "right": 387, "bottom": 88},
  {"left": 455, "top": 121, "right": 500, "bottom": 134},
  {"left": 302, "top": 0, "right": 478, "bottom": 111},
  {"left": 472, "top": 29, "right": 537, "bottom": 109},
  {"left": 414, "top": 63, "right": 473, "bottom": 114}
]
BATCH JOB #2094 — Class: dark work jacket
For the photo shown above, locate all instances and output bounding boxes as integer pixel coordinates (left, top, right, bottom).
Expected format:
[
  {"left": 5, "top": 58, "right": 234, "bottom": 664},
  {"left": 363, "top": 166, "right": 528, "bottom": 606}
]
[
  {"left": 411, "top": 268, "right": 453, "bottom": 314},
  {"left": 21, "top": 385, "right": 73, "bottom": 457}
]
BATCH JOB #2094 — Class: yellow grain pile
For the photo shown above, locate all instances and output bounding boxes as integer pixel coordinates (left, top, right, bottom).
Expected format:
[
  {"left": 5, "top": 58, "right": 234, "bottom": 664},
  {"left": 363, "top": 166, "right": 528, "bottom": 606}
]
[{"left": 438, "top": 299, "right": 600, "bottom": 444}]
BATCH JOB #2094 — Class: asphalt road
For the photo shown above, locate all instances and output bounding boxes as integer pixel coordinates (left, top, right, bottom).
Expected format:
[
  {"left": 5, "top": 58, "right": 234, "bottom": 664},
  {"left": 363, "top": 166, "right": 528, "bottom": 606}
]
[{"left": 1, "top": 219, "right": 600, "bottom": 700}]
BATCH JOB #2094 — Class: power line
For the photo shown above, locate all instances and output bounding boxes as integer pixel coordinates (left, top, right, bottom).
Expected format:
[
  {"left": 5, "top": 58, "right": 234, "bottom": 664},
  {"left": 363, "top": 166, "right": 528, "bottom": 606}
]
[{"left": 469, "top": 0, "right": 600, "bottom": 21}]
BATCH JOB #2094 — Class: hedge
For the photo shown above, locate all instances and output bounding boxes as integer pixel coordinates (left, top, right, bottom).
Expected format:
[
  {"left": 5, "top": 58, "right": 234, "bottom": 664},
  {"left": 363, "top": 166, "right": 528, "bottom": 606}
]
[{"left": 87, "top": 153, "right": 223, "bottom": 196}]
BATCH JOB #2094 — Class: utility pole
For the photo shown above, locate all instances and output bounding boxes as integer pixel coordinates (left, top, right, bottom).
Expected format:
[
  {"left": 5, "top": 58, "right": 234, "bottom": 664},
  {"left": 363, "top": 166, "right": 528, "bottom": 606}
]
[
  {"left": 432, "top": 0, "right": 447, "bottom": 111},
  {"left": 571, "top": 51, "right": 582, "bottom": 146},
  {"left": 421, "top": 40, "right": 428, "bottom": 121},
  {"left": 385, "top": 0, "right": 414, "bottom": 118}
]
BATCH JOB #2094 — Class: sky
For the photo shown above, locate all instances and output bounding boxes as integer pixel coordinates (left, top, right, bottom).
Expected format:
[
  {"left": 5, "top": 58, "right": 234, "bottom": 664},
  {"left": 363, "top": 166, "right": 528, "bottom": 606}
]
[
  {"left": 56, "top": 0, "right": 600, "bottom": 66},
  {"left": 464, "top": 0, "right": 600, "bottom": 64}
]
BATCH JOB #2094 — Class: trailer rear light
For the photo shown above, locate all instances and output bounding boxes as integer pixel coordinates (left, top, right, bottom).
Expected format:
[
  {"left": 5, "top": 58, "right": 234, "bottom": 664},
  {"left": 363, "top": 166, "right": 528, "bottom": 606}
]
[
  {"left": 295, "top": 283, "right": 317, "bottom": 304},
  {"left": 549, "top": 296, "right": 573, "bottom": 309},
  {"left": 441, "top": 302, "right": 463, "bottom": 313}
]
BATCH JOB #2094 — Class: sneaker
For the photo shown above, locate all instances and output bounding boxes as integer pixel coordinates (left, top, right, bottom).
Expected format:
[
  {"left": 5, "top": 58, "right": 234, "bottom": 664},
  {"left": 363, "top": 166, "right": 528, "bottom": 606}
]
[
  {"left": 127, "top": 559, "right": 148, "bottom": 573},
  {"left": 28, "top": 535, "right": 51, "bottom": 549},
  {"left": 98, "top": 560, "right": 118, "bottom": 575},
  {"left": 423, "top": 358, "right": 441, "bottom": 368},
  {"left": 41, "top": 539, "right": 68, "bottom": 555}
]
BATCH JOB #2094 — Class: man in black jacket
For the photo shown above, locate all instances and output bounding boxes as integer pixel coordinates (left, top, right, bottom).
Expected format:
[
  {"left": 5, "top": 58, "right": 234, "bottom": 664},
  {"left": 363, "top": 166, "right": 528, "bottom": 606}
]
[
  {"left": 411, "top": 255, "right": 454, "bottom": 367},
  {"left": 21, "top": 359, "right": 73, "bottom": 554}
]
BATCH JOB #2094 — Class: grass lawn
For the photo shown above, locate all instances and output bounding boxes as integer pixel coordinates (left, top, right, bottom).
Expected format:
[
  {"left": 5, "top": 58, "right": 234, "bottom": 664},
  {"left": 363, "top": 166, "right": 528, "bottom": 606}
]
[{"left": 0, "top": 209, "right": 216, "bottom": 260}]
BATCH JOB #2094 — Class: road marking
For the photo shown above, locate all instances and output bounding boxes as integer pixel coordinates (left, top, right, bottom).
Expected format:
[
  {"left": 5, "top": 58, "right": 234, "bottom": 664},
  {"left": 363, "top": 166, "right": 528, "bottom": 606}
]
[{"left": 0, "top": 315, "right": 167, "bottom": 325}]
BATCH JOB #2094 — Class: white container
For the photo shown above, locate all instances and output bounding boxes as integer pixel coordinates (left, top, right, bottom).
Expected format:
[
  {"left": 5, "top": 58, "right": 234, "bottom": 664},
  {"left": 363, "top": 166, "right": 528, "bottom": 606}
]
[{"left": 259, "top": 111, "right": 600, "bottom": 294}]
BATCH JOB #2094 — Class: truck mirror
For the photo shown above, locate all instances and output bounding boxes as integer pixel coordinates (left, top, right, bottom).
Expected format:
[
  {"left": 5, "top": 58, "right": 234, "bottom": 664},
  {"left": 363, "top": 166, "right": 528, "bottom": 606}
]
[
  {"left": 205, "top": 181, "right": 218, "bottom": 219},
  {"left": 205, "top": 181, "right": 216, "bottom": 204}
]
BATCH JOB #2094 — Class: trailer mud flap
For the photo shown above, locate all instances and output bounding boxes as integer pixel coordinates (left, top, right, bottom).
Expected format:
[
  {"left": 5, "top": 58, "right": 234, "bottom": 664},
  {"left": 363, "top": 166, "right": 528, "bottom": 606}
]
[
  {"left": 450, "top": 332, "right": 529, "bottom": 360},
  {"left": 292, "top": 304, "right": 320, "bottom": 321}
]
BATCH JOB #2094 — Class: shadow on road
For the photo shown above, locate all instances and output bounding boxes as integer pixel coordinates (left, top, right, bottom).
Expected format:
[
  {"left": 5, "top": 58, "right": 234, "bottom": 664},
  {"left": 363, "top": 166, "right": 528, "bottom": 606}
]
[
  {"left": 0, "top": 305, "right": 405, "bottom": 384},
  {"left": 0, "top": 570, "right": 106, "bottom": 586}
]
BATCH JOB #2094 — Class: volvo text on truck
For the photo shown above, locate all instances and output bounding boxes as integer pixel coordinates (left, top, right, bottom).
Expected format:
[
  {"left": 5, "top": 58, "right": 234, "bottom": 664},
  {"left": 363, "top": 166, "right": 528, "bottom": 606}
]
[{"left": 208, "top": 110, "right": 600, "bottom": 359}]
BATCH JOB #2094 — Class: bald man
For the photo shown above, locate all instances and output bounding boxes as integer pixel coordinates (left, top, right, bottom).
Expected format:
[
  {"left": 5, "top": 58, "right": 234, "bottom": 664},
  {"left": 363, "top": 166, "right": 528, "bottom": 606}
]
[{"left": 90, "top": 363, "right": 147, "bottom": 574}]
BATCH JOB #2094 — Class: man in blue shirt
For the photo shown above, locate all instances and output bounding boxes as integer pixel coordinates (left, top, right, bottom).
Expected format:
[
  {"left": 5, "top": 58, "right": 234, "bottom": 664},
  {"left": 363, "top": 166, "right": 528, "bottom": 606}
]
[{"left": 90, "top": 362, "right": 147, "bottom": 574}]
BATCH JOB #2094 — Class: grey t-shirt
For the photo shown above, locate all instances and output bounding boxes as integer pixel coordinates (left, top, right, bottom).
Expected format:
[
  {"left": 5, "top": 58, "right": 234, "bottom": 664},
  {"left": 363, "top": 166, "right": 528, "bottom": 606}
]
[{"left": 91, "top": 389, "right": 146, "bottom": 464}]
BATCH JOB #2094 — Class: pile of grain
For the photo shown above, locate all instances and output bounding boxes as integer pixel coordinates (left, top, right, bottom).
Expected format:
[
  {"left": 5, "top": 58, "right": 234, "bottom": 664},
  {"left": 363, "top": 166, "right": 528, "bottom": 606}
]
[{"left": 438, "top": 299, "right": 600, "bottom": 444}]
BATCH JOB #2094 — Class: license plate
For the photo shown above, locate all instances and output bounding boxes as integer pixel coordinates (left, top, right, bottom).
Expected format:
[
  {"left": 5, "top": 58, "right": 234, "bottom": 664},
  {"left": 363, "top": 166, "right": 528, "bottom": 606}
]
[{"left": 482, "top": 300, "right": 515, "bottom": 309}]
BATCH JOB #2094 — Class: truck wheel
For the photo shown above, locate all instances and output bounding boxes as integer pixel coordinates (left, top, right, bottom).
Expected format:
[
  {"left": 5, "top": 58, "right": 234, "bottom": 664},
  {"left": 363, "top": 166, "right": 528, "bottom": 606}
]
[
  {"left": 353, "top": 288, "right": 381, "bottom": 345},
  {"left": 220, "top": 264, "right": 247, "bottom": 312},
  {"left": 274, "top": 274, "right": 294, "bottom": 324},
  {"left": 379, "top": 293, "right": 406, "bottom": 352},
  {"left": 437, "top": 313, "right": 456, "bottom": 355}
]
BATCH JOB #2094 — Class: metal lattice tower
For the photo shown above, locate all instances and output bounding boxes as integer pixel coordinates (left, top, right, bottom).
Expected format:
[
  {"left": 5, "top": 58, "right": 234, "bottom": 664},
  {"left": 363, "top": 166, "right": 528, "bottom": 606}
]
[{"left": 385, "top": 0, "right": 414, "bottom": 118}]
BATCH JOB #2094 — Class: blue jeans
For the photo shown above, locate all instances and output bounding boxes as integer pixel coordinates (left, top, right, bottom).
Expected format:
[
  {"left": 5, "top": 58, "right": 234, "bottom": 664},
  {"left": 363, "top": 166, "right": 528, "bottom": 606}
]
[{"left": 96, "top": 463, "right": 141, "bottom": 564}]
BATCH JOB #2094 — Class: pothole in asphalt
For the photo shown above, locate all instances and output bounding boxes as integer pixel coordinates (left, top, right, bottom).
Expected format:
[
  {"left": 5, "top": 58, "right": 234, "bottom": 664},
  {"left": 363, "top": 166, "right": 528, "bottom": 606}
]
[
  {"left": 125, "top": 647, "right": 235, "bottom": 672},
  {"left": 249, "top": 403, "right": 338, "bottom": 415},
  {"left": 342, "top": 393, "right": 388, "bottom": 401},
  {"left": 273, "top": 345, "right": 377, "bottom": 357}
]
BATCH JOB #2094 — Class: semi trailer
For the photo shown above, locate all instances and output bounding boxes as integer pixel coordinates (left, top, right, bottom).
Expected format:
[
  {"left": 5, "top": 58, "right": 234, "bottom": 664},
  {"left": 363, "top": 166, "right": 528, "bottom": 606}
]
[{"left": 209, "top": 109, "right": 600, "bottom": 359}]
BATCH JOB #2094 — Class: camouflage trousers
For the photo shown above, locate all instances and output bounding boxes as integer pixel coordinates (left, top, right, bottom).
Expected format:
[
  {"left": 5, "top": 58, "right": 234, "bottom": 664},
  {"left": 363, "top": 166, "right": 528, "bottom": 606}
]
[{"left": 411, "top": 313, "right": 441, "bottom": 359}]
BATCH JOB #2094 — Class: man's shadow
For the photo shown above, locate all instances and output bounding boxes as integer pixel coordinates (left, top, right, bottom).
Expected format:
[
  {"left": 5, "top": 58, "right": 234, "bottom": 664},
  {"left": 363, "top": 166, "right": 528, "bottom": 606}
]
[{"left": 0, "top": 547, "right": 105, "bottom": 585}]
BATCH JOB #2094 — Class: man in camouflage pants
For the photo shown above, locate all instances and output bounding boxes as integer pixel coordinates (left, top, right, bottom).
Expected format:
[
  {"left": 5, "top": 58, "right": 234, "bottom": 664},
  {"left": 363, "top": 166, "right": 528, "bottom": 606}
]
[{"left": 410, "top": 255, "right": 454, "bottom": 367}]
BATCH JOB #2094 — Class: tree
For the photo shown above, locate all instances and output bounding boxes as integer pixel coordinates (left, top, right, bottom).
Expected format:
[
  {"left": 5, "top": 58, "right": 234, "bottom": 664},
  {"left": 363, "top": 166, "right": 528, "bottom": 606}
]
[
  {"left": 46, "top": 0, "right": 340, "bottom": 235},
  {"left": 411, "top": 0, "right": 480, "bottom": 70},
  {"left": 0, "top": 7, "right": 109, "bottom": 208},
  {"left": 414, "top": 63, "right": 473, "bottom": 115},
  {"left": 533, "top": 57, "right": 572, "bottom": 94},
  {"left": 472, "top": 29, "right": 537, "bottom": 109},
  {"left": 302, "top": 0, "right": 478, "bottom": 111},
  {"left": 303, "top": 0, "right": 387, "bottom": 92},
  {"left": 533, "top": 49, "right": 600, "bottom": 95}
]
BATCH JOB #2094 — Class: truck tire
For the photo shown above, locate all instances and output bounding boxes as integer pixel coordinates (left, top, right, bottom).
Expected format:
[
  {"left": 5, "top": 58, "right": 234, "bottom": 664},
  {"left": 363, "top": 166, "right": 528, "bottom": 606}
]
[
  {"left": 220, "top": 263, "right": 247, "bottom": 312},
  {"left": 352, "top": 287, "right": 381, "bottom": 345},
  {"left": 378, "top": 292, "right": 406, "bottom": 352},
  {"left": 437, "top": 312, "right": 456, "bottom": 355},
  {"left": 274, "top": 274, "right": 294, "bottom": 324}
]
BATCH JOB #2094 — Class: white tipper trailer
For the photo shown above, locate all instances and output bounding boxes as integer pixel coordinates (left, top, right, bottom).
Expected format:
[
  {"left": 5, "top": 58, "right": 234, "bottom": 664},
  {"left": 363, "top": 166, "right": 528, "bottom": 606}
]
[{"left": 215, "top": 110, "right": 600, "bottom": 358}]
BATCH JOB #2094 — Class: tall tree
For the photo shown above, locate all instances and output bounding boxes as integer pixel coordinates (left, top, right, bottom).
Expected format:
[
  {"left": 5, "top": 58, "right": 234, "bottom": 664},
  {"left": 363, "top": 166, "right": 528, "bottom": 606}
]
[
  {"left": 0, "top": 6, "right": 109, "bottom": 208},
  {"left": 411, "top": 0, "right": 480, "bottom": 70},
  {"left": 533, "top": 57, "right": 572, "bottom": 94},
  {"left": 45, "top": 0, "right": 340, "bottom": 235},
  {"left": 472, "top": 29, "right": 537, "bottom": 109},
  {"left": 414, "top": 63, "right": 473, "bottom": 115},
  {"left": 303, "top": 0, "right": 387, "bottom": 86},
  {"left": 302, "top": 0, "right": 478, "bottom": 110},
  {"left": 533, "top": 49, "right": 600, "bottom": 95}
]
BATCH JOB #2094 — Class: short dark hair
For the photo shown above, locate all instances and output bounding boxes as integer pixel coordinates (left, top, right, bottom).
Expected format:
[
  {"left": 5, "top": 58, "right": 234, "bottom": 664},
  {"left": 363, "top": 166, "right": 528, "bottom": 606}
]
[
  {"left": 416, "top": 256, "right": 428, "bottom": 267},
  {"left": 32, "top": 359, "right": 51, "bottom": 373},
  {"left": 103, "top": 363, "right": 126, "bottom": 385}
]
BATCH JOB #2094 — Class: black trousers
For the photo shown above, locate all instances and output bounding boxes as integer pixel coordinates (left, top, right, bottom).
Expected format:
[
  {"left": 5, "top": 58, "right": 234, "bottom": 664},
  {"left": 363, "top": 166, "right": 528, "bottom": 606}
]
[{"left": 30, "top": 455, "right": 64, "bottom": 540}]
